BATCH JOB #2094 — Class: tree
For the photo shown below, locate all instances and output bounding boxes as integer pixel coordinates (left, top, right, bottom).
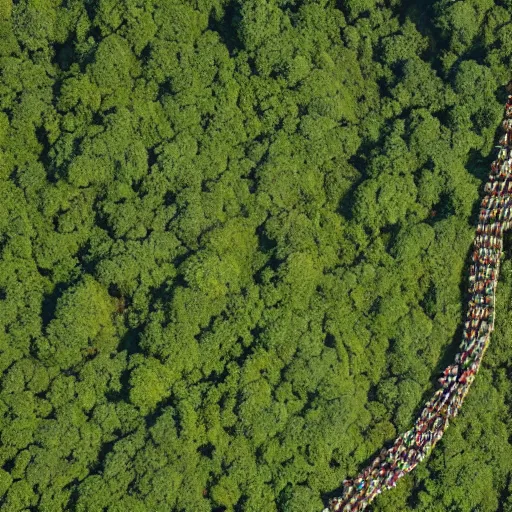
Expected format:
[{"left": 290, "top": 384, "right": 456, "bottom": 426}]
[{"left": 2, "top": 0, "right": 512, "bottom": 510}]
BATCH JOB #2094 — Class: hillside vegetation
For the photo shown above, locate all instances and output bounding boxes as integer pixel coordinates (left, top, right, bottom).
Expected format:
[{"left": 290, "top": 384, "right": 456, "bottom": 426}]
[{"left": 1, "top": 1, "right": 512, "bottom": 511}]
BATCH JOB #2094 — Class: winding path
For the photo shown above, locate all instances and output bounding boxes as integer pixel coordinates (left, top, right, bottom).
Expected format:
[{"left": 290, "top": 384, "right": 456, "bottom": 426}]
[{"left": 324, "top": 93, "right": 512, "bottom": 512}]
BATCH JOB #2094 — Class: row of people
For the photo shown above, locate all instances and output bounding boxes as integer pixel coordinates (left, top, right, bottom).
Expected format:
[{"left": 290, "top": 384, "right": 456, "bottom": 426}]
[{"left": 325, "top": 94, "right": 512, "bottom": 512}]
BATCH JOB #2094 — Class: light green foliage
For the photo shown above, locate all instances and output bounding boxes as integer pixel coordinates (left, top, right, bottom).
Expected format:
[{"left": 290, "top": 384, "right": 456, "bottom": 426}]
[
  {"left": 1, "top": 0, "right": 512, "bottom": 511},
  {"left": 36, "top": 276, "right": 116, "bottom": 369}
]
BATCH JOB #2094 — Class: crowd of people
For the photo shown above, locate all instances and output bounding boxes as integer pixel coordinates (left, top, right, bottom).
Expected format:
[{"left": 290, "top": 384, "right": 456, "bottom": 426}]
[{"left": 324, "top": 94, "right": 512, "bottom": 512}]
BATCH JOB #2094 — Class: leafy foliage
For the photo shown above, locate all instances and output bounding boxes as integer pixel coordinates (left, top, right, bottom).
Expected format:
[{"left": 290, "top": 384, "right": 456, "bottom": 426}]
[{"left": 1, "top": 0, "right": 512, "bottom": 511}]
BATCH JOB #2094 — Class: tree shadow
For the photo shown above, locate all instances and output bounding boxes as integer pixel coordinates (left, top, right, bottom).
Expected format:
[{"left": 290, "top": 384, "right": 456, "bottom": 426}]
[
  {"left": 41, "top": 281, "right": 74, "bottom": 330},
  {"left": 208, "top": 0, "right": 242, "bottom": 57}
]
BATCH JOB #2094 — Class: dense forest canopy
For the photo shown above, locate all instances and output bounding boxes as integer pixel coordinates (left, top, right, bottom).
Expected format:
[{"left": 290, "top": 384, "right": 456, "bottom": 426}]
[{"left": 1, "top": 0, "right": 512, "bottom": 510}]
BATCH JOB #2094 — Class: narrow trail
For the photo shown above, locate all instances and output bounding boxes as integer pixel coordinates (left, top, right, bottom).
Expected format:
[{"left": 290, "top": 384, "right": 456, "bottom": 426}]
[{"left": 324, "top": 93, "right": 512, "bottom": 512}]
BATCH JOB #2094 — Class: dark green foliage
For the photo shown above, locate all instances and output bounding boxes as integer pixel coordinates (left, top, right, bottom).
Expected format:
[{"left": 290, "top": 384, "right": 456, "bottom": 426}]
[{"left": 1, "top": 0, "right": 512, "bottom": 511}]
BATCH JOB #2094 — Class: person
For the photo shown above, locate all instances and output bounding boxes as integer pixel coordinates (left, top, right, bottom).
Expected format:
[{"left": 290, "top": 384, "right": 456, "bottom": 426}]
[
  {"left": 459, "top": 369, "right": 472, "bottom": 384},
  {"left": 475, "top": 234, "right": 485, "bottom": 246},
  {"left": 486, "top": 181, "right": 498, "bottom": 193}
]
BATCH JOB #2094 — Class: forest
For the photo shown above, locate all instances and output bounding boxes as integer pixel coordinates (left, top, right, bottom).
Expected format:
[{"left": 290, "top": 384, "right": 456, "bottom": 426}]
[{"left": 1, "top": 0, "right": 512, "bottom": 511}]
